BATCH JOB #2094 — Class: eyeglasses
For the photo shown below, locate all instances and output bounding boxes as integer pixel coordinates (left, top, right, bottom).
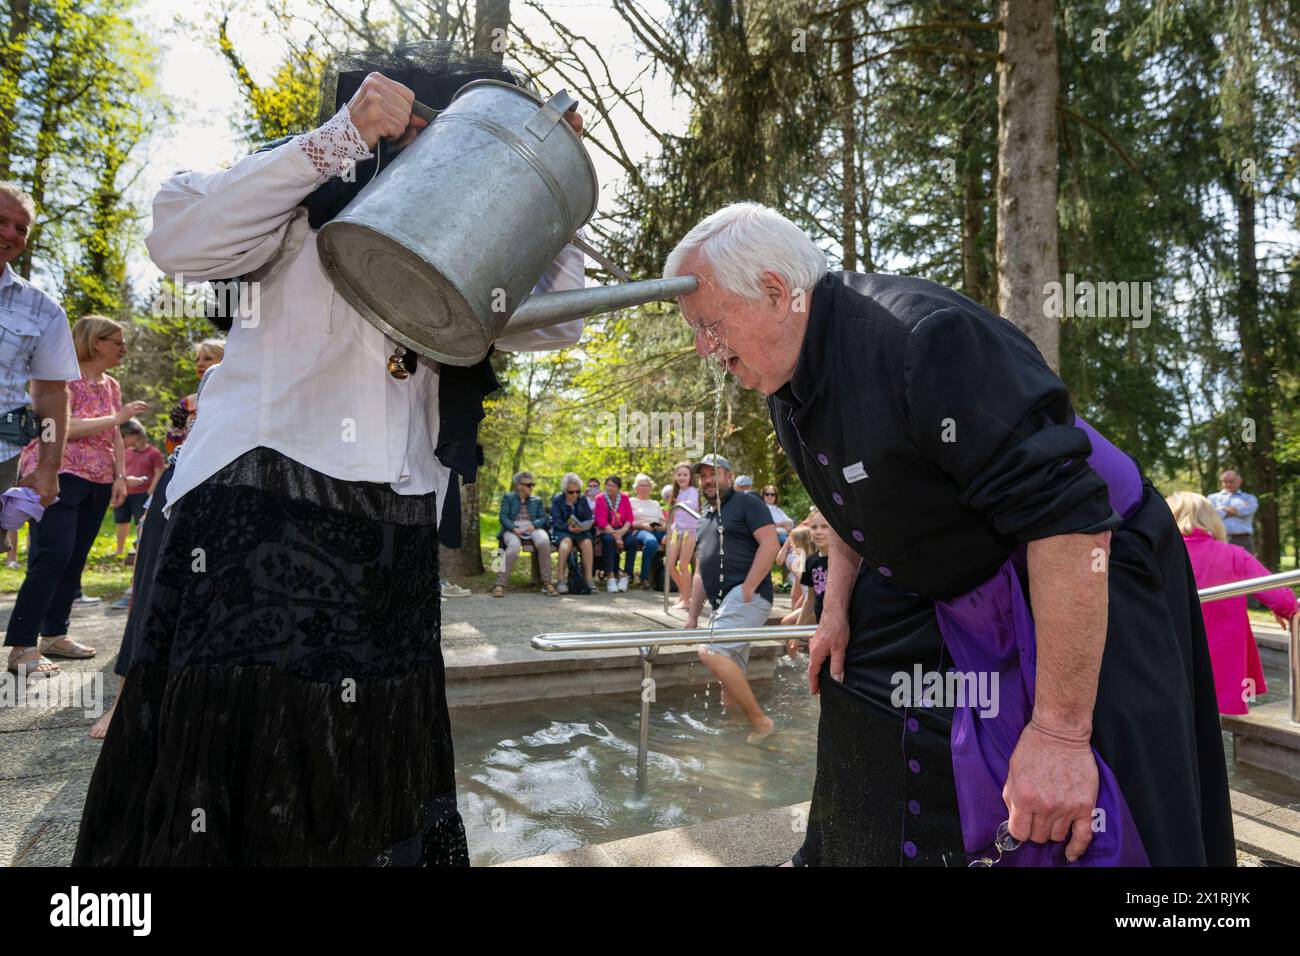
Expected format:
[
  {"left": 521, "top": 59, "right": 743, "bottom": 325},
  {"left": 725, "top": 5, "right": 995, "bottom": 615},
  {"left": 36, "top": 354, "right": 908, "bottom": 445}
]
[
  {"left": 763, "top": 492, "right": 777, "bottom": 498},
  {"left": 520, "top": 482, "right": 535, "bottom": 488},
  {"left": 965, "top": 821, "right": 1023, "bottom": 867},
  {"left": 565, "top": 489, "right": 579, "bottom": 495}
]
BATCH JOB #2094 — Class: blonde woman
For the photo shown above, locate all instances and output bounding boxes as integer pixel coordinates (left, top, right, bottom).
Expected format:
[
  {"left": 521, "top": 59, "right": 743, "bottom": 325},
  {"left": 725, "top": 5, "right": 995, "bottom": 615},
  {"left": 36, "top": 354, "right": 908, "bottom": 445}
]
[
  {"left": 1166, "top": 491, "right": 1296, "bottom": 715},
  {"left": 4, "top": 316, "right": 148, "bottom": 676},
  {"left": 165, "top": 338, "right": 224, "bottom": 454}
]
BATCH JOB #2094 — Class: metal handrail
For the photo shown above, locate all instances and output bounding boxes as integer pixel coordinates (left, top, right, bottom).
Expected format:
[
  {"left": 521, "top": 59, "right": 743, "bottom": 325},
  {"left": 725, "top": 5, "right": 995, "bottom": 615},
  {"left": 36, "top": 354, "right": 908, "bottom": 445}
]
[{"left": 532, "top": 568, "right": 1300, "bottom": 793}]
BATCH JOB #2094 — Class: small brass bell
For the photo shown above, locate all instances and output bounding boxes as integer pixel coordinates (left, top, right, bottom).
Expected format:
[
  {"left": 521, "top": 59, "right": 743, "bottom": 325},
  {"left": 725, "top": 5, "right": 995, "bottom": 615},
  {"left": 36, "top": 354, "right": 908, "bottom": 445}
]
[{"left": 387, "top": 348, "right": 411, "bottom": 380}]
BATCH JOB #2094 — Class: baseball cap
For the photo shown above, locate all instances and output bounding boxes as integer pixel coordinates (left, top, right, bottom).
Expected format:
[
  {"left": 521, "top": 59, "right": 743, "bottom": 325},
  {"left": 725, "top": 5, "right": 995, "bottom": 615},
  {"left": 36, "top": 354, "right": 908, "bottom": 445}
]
[{"left": 693, "top": 454, "right": 732, "bottom": 474}]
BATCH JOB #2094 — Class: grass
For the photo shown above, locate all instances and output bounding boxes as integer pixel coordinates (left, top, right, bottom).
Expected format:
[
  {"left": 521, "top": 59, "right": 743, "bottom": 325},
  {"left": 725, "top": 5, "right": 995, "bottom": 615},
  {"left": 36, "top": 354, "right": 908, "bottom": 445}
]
[{"left": 0, "top": 509, "right": 135, "bottom": 599}]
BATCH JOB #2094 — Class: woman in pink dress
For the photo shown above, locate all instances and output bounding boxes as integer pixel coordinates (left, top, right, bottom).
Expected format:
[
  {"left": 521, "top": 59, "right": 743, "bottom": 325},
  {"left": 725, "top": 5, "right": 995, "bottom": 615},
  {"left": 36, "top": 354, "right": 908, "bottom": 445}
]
[{"left": 1166, "top": 491, "right": 1296, "bottom": 715}]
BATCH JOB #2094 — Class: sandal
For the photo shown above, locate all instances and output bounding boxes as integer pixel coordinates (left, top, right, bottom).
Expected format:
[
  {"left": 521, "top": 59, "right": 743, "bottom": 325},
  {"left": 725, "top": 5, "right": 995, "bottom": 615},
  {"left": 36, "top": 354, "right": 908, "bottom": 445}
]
[
  {"left": 7, "top": 649, "right": 60, "bottom": 679},
  {"left": 542, "top": 583, "right": 558, "bottom": 597},
  {"left": 492, "top": 585, "right": 506, "bottom": 598},
  {"left": 39, "top": 636, "right": 97, "bottom": 659}
]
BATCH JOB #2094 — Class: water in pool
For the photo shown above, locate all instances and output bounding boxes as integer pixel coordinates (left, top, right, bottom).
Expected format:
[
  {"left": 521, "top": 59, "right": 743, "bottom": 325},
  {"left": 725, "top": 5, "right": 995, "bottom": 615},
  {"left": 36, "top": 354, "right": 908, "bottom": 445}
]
[{"left": 453, "top": 653, "right": 819, "bottom": 866}]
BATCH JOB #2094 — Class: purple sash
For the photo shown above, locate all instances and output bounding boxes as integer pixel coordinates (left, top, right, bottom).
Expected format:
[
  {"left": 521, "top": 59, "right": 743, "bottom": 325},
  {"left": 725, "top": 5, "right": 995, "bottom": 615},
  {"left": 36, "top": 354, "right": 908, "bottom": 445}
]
[{"left": 932, "top": 417, "right": 1149, "bottom": 866}]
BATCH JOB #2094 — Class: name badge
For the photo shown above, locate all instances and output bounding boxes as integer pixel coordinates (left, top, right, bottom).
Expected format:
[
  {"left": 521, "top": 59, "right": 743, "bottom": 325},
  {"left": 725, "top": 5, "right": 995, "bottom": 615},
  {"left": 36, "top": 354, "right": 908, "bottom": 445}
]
[{"left": 843, "top": 461, "right": 868, "bottom": 483}]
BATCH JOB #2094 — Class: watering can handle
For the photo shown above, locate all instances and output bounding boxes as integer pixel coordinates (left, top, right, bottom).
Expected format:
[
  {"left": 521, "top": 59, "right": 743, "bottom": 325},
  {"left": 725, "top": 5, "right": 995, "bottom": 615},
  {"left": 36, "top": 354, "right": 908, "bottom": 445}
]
[
  {"left": 524, "top": 89, "right": 580, "bottom": 141},
  {"left": 570, "top": 235, "right": 633, "bottom": 282}
]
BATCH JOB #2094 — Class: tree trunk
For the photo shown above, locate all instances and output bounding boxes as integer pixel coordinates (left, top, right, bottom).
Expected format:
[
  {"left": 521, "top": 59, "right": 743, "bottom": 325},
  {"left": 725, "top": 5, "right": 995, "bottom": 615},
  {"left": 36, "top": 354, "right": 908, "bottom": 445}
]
[
  {"left": 0, "top": 0, "right": 33, "bottom": 178},
  {"left": 1235, "top": 182, "right": 1279, "bottom": 568},
  {"left": 995, "top": 0, "right": 1060, "bottom": 370},
  {"left": 440, "top": 477, "right": 485, "bottom": 577},
  {"left": 836, "top": 8, "right": 857, "bottom": 272},
  {"left": 958, "top": 31, "right": 988, "bottom": 305},
  {"left": 473, "top": 0, "right": 510, "bottom": 64}
]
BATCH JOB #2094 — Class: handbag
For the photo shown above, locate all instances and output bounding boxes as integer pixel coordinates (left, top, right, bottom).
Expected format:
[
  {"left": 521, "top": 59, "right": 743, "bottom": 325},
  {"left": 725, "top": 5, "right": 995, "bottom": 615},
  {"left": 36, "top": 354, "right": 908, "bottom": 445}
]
[{"left": 0, "top": 405, "right": 40, "bottom": 448}]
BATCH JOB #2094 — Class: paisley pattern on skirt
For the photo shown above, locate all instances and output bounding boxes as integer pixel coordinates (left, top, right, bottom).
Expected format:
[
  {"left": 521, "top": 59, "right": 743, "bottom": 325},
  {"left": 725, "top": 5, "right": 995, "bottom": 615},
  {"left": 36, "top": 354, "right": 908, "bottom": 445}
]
[{"left": 73, "top": 447, "right": 468, "bottom": 866}]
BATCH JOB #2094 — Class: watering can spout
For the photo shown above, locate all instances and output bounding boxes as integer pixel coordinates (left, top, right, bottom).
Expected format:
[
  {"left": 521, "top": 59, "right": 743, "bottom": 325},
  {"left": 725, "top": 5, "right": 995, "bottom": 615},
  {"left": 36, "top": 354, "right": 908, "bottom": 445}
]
[{"left": 501, "top": 275, "right": 699, "bottom": 337}]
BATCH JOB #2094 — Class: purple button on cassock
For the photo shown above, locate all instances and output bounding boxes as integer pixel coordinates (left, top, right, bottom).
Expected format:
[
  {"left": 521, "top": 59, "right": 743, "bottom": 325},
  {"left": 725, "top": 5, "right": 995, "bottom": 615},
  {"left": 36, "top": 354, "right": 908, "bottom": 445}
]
[
  {"left": 851, "top": 529, "right": 864, "bottom": 542},
  {"left": 902, "top": 841, "right": 918, "bottom": 859},
  {"left": 907, "top": 717, "right": 919, "bottom": 732},
  {"left": 832, "top": 492, "right": 844, "bottom": 506},
  {"left": 817, "top": 453, "right": 829, "bottom": 466},
  {"left": 908, "top": 800, "right": 921, "bottom": 816},
  {"left": 908, "top": 758, "right": 921, "bottom": 774},
  {"left": 879, "top": 566, "right": 892, "bottom": 577}
]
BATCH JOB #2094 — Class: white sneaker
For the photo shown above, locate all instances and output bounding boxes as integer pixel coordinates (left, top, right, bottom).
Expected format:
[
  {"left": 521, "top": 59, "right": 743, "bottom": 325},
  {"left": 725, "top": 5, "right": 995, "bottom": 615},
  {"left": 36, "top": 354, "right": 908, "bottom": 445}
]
[
  {"left": 440, "top": 580, "right": 471, "bottom": 598},
  {"left": 617, "top": 575, "right": 629, "bottom": 592},
  {"left": 557, "top": 581, "right": 569, "bottom": 594},
  {"left": 607, "top": 577, "right": 619, "bottom": 593},
  {"left": 72, "top": 595, "right": 101, "bottom": 608}
]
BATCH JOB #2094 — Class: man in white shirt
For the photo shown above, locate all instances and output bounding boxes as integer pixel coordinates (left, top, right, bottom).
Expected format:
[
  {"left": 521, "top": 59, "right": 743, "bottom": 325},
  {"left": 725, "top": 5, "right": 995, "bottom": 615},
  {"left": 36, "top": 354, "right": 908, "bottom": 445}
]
[{"left": 0, "top": 182, "right": 79, "bottom": 504}]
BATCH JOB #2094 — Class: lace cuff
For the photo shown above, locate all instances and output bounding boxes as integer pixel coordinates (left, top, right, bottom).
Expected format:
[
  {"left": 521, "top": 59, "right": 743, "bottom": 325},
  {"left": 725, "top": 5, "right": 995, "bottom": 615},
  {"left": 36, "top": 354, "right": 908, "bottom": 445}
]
[{"left": 295, "top": 106, "right": 374, "bottom": 181}]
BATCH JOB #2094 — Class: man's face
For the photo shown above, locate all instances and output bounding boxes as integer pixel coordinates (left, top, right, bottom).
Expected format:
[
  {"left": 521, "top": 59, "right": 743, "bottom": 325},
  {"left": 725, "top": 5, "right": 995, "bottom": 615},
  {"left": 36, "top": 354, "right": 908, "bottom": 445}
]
[
  {"left": 677, "top": 258, "right": 805, "bottom": 395},
  {"left": 1221, "top": 471, "right": 1241, "bottom": 493},
  {"left": 0, "top": 195, "right": 31, "bottom": 268},
  {"left": 696, "top": 465, "right": 732, "bottom": 501}
]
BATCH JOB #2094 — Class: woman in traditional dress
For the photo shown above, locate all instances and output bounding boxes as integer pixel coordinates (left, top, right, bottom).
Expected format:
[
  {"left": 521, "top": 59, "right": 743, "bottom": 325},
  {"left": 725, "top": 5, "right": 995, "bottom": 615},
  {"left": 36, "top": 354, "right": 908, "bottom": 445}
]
[{"left": 74, "top": 45, "right": 585, "bottom": 865}]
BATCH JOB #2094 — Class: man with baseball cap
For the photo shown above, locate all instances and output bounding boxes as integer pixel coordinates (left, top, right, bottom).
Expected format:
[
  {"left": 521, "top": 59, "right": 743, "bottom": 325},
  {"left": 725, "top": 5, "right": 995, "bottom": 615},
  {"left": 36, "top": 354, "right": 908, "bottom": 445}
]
[{"left": 686, "top": 453, "right": 780, "bottom": 743}]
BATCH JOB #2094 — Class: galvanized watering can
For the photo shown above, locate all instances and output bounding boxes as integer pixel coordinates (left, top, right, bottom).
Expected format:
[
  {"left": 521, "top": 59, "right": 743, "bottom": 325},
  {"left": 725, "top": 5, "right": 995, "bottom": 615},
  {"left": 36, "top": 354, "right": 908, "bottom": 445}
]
[{"left": 316, "top": 79, "right": 697, "bottom": 366}]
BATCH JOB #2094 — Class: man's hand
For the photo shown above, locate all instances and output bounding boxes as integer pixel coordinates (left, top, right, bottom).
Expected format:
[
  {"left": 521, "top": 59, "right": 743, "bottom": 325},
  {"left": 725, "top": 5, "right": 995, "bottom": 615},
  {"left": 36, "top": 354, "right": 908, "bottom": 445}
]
[
  {"left": 740, "top": 582, "right": 755, "bottom": 603},
  {"left": 18, "top": 470, "right": 58, "bottom": 508},
  {"left": 347, "top": 72, "right": 430, "bottom": 149},
  {"left": 1003, "top": 721, "right": 1098, "bottom": 861},
  {"left": 109, "top": 477, "right": 127, "bottom": 509},
  {"left": 807, "top": 607, "right": 848, "bottom": 694}
]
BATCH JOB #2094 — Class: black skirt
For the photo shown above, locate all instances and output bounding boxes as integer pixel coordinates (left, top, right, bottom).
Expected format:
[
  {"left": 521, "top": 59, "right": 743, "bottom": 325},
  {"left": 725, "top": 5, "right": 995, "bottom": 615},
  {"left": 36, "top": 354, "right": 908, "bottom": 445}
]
[{"left": 73, "top": 447, "right": 467, "bottom": 866}]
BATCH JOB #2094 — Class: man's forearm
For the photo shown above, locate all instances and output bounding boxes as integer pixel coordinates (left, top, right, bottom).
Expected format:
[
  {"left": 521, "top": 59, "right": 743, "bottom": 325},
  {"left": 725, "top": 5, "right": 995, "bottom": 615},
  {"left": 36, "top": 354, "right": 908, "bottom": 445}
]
[
  {"left": 30, "top": 381, "right": 69, "bottom": 474},
  {"left": 744, "top": 538, "right": 780, "bottom": 595},
  {"left": 1026, "top": 531, "right": 1111, "bottom": 735},
  {"left": 822, "top": 530, "right": 862, "bottom": 618}
]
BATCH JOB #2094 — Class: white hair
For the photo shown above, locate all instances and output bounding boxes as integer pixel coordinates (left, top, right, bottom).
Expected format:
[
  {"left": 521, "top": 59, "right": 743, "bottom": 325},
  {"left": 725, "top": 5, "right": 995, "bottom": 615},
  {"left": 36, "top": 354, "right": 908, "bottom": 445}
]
[
  {"left": 663, "top": 202, "right": 828, "bottom": 301},
  {"left": 0, "top": 180, "right": 36, "bottom": 219},
  {"left": 634, "top": 473, "right": 653, "bottom": 488},
  {"left": 561, "top": 471, "right": 582, "bottom": 491}
]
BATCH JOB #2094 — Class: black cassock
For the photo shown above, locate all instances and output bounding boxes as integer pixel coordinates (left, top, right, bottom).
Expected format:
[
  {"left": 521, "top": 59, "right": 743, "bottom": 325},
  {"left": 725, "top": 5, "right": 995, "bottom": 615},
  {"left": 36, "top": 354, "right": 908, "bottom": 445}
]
[{"left": 769, "top": 271, "right": 1234, "bottom": 866}]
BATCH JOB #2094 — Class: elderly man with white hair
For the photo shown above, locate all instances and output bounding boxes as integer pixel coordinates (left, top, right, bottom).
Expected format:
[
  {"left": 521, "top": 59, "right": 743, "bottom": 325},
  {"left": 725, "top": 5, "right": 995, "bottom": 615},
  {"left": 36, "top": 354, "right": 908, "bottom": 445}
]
[{"left": 665, "top": 202, "right": 1233, "bottom": 867}]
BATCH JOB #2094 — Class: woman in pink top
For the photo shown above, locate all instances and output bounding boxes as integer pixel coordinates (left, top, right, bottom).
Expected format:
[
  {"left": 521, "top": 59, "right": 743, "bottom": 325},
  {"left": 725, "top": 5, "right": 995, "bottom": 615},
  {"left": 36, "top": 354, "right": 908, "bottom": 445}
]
[
  {"left": 593, "top": 475, "right": 635, "bottom": 592},
  {"left": 1166, "top": 492, "right": 1297, "bottom": 715},
  {"left": 5, "top": 316, "right": 148, "bottom": 677}
]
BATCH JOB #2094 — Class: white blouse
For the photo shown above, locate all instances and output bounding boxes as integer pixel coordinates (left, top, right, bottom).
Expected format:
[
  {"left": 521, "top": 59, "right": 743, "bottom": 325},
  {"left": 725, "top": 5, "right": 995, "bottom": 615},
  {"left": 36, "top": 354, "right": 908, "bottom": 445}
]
[{"left": 149, "top": 107, "right": 585, "bottom": 516}]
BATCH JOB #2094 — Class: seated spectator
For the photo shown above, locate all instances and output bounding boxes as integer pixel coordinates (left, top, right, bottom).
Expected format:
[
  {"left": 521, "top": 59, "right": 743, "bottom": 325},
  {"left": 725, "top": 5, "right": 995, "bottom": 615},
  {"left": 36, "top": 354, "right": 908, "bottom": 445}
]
[
  {"left": 594, "top": 475, "right": 633, "bottom": 593},
  {"left": 761, "top": 485, "right": 794, "bottom": 545},
  {"left": 1166, "top": 491, "right": 1296, "bottom": 715},
  {"left": 626, "top": 473, "right": 668, "bottom": 589},
  {"left": 551, "top": 471, "right": 595, "bottom": 594},
  {"left": 496, "top": 470, "right": 555, "bottom": 597},
  {"left": 114, "top": 418, "right": 164, "bottom": 558}
]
